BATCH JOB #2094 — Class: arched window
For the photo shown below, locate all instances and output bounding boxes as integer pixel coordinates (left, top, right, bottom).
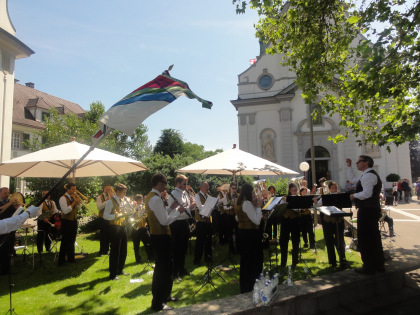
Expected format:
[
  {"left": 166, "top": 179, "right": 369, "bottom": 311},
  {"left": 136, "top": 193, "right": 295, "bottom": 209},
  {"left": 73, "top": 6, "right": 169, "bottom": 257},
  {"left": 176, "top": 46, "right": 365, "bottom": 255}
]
[{"left": 305, "top": 146, "right": 330, "bottom": 159}]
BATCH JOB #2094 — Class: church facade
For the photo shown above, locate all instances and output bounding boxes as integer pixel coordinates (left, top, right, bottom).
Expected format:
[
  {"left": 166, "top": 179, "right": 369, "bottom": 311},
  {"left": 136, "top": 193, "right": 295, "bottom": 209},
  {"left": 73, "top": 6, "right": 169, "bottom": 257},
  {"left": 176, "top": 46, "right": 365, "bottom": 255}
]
[{"left": 231, "top": 47, "right": 412, "bottom": 189}]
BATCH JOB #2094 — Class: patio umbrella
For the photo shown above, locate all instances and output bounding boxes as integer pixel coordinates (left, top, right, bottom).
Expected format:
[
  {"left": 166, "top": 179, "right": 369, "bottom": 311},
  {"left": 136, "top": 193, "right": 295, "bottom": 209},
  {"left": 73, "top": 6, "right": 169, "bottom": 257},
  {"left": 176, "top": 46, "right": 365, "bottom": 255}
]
[
  {"left": 177, "top": 147, "right": 298, "bottom": 183},
  {"left": 0, "top": 140, "right": 147, "bottom": 179}
]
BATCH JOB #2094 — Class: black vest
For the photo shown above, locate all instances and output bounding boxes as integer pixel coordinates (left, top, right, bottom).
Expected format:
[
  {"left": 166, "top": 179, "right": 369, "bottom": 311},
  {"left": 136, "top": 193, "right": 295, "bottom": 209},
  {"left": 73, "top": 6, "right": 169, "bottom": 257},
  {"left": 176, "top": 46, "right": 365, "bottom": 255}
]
[{"left": 355, "top": 169, "right": 382, "bottom": 209}]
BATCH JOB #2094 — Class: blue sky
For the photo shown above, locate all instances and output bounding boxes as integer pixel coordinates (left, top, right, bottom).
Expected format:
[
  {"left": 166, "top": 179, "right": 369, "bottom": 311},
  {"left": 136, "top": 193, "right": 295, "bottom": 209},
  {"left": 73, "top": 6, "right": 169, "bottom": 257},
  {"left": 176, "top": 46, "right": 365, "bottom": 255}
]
[{"left": 8, "top": 0, "right": 260, "bottom": 152}]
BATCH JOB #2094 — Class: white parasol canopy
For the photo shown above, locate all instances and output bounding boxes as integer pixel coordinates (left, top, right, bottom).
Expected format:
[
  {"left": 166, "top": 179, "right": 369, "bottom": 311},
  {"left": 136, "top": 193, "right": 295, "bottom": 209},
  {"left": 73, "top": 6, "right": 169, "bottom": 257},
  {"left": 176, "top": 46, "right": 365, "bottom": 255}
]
[
  {"left": 177, "top": 147, "right": 298, "bottom": 182},
  {"left": 0, "top": 140, "right": 147, "bottom": 178}
]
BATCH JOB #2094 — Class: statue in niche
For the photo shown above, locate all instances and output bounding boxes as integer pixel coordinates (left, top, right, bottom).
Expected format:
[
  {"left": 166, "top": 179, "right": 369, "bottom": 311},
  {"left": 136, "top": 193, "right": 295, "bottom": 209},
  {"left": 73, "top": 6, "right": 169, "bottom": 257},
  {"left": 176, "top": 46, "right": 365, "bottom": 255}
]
[{"left": 262, "top": 133, "right": 275, "bottom": 161}]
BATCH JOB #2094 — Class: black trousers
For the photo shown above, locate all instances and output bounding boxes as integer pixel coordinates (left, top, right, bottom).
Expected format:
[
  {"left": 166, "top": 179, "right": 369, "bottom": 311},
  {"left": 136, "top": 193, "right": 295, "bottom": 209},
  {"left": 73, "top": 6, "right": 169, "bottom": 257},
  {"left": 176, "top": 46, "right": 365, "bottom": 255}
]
[
  {"left": 37, "top": 220, "right": 52, "bottom": 253},
  {"left": 58, "top": 219, "right": 77, "bottom": 264},
  {"left": 151, "top": 234, "right": 173, "bottom": 310},
  {"left": 280, "top": 217, "right": 300, "bottom": 267},
  {"left": 238, "top": 229, "right": 263, "bottom": 293},
  {"left": 321, "top": 215, "right": 346, "bottom": 266},
  {"left": 99, "top": 217, "right": 110, "bottom": 255},
  {"left": 194, "top": 221, "right": 212, "bottom": 264},
  {"left": 300, "top": 213, "right": 315, "bottom": 248},
  {"left": 222, "top": 214, "right": 238, "bottom": 252},
  {"left": 0, "top": 232, "right": 14, "bottom": 275},
  {"left": 132, "top": 226, "right": 152, "bottom": 262},
  {"left": 109, "top": 224, "right": 127, "bottom": 279},
  {"left": 170, "top": 219, "right": 189, "bottom": 275},
  {"left": 357, "top": 207, "right": 385, "bottom": 272}
]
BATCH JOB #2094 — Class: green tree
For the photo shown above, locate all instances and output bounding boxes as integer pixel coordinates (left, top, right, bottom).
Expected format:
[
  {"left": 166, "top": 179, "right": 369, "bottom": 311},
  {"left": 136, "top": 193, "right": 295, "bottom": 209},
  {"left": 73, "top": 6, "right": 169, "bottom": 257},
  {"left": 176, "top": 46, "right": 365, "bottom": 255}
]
[
  {"left": 234, "top": 0, "right": 420, "bottom": 148},
  {"left": 153, "top": 129, "right": 184, "bottom": 157}
]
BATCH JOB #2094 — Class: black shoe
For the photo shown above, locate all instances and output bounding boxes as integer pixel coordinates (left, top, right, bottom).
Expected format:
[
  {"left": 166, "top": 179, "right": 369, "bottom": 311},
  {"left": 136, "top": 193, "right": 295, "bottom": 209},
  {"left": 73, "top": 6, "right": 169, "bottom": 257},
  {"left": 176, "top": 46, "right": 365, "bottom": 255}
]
[
  {"left": 152, "top": 303, "right": 174, "bottom": 311},
  {"left": 354, "top": 267, "right": 375, "bottom": 275},
  {"left": 110, "top": 276, "right": 120, "bottom": 281},
  {"left": 376, "top": 266, "right": 386, "bottom": 273},
  {"left": 166, "top": 296, "right": 180, "bottom": 302},
  {"left": 179, "top": 269, "right": 190, "bottom": 277},
  {"left": 118, "top": 271, "right": 130, "bottom": 276},
  {"left": 303, "top": 243, "right": 308, "bottom": 248}
]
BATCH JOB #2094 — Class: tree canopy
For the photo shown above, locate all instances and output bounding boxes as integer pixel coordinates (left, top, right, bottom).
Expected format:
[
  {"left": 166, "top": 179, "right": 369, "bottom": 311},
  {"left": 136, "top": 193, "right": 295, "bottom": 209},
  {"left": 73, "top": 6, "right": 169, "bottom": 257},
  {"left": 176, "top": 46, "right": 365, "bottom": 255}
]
[{"left": 234, "top": 0, "right": 420, "bottom": 149}]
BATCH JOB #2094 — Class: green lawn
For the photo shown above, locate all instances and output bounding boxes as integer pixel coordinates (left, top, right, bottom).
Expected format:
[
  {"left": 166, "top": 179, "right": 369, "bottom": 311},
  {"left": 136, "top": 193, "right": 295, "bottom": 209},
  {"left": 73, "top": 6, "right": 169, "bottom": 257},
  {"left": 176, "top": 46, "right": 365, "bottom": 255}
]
[{"left": 0, "top": 227, "right": 362, "bottom": 314}]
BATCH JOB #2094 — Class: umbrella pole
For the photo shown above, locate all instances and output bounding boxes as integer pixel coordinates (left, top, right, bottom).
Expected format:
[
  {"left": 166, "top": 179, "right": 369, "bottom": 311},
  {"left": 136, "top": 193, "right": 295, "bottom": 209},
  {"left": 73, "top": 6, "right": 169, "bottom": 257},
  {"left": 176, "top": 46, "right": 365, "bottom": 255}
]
[{"left": 35, "top": 141, "right": 102, "bottom": 207}]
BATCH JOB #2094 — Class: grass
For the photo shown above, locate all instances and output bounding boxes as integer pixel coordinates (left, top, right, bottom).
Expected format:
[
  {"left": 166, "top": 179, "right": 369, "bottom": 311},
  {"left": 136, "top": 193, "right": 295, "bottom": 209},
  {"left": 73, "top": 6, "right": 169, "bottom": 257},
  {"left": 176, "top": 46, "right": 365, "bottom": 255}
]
[{"left": 0, "top": 227, "right": 362, "bottom": 314}]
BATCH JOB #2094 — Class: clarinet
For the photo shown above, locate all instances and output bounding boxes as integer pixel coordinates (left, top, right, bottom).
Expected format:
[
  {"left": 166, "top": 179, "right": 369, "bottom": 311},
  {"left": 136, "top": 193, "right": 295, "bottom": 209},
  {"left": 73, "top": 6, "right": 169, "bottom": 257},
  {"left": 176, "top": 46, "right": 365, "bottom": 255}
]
[{"left": 169, "top": 192, "right": 196, "bottom": 223}]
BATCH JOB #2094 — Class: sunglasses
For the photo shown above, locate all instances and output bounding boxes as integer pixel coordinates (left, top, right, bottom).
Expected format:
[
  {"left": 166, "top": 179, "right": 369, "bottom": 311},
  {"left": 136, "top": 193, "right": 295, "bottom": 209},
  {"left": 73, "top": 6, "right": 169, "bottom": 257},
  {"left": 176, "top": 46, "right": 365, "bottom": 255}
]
[{"left": 356, "top": 160, "right": 366, "bottom": 164}]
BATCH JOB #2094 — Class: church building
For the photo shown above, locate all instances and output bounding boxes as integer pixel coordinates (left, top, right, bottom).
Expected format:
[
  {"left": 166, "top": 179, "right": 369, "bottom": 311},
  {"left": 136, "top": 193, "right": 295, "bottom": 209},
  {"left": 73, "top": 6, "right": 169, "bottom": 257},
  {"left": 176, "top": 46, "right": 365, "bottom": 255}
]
[{"left": 231, "top": 43, "right": 412, "bottom": 189}]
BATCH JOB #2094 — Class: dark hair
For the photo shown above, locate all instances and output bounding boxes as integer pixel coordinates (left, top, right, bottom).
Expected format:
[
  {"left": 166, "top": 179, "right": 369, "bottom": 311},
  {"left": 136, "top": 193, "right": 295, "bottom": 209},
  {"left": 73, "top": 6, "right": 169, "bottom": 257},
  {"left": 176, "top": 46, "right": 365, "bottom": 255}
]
[
  {"left": 133, "top": 194, "right": 143, "bottom": 201},
  {"left": 230, "top": 182, "right": 237, "bottom": 188},
  {"left": 267, "top": 185, "right": 276, "bottom": 193},
  {"left": 65, "top": 183, "right": 76, "bottom": 191},
  {"left": 287, "top": 183, "right": 298, "bottom": 195},
  {"left": 151, "top": 173, "right": 166, "bottom": 187},
  {"left": 115, "top": 183, "right": 127, "bottom": 193},
  {"left": 328, "top": 181, "right": 337, "bottom": 189},
  {"left": 237, "top": 183, "right": 253, "bottom": 205},
  {"left": 359, "top": 155, "right": 374, "bottom": 168},
  {"left": 103, "top": 183, "right": 112, "bottom": 189},
  {"left": 299, "top": 187, "right": 307, "bottom": 194}
]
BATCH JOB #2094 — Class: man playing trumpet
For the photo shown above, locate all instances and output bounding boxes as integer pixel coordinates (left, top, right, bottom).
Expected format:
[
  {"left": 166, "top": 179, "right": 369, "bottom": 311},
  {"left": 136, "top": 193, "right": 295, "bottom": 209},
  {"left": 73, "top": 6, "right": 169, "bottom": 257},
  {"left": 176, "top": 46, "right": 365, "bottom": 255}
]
[
  {"left": 58, "top": 183, "right": 81, "bottom": 266},
  {"left": 37, "top": 191, "right": 58, "bottom": 253},
  {"left": 103, "top": 184, "right": 130, "bottom": 280},
  {"left": 96, "top": 184, "right": 113, "bottom": 256}
]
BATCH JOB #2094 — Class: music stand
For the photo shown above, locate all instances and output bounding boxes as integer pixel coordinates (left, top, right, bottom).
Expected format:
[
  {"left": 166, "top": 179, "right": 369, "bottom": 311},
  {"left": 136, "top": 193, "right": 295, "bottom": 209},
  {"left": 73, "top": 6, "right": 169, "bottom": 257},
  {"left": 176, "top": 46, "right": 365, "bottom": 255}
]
[
  {"left": 265, "top": 202, "right": 287, "bottom": 272},
  {"left": 194, "top": 253, "right": 225, "bottom": 298}
]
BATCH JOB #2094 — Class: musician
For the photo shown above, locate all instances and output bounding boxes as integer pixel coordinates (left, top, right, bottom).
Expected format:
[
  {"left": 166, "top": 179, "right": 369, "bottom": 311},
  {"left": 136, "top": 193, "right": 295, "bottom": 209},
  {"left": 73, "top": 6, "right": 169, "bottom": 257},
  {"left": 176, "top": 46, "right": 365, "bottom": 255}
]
[
  {"left": 347, "top": 156, "right": 385, "bottom": 275},
  {"left": 58, "top": 183, "right": 81, "bottom": 266},
  {"left": 0, "top": 187, "right": 20, "bottom": 275},
  {"left": 193, "top": 182, "right": 213, "bottom": 265},
  {"left": 300, "top": 180, "right": 311, "bottom": 195},
  {"left": 96, "top": 184, "right": 112, "bottom": 256},
  {"left": 221, "top": 183, "right": 239, "bottom": 254},
  {"left": 161, "top": 190, "right": 169, "bottom": 207},
  {"left": 279, "top": 183, "right": 301, "bottom": 268},
  {"left": 235, "top": 183, "right": 263, "bottom": 293},
  {"left": 317, "top": 177, "right": 329, "bottom": 195},
  {"left": 103, "top": 184, "right": 129, "bottom": 280},
  {"left": 168, "top": 174, "right": 196, "bottom": 278},
  {"left": 147, "top": 173, "right": 185, "bottom": 311},
  {"left": 266, "top": 185, "right": 279, "bottom": 241},
  {"left": 299, "top": 187, "right": 315, "bottom": 249},
  {"left": 132, "top": 194, "right": 152, "bottom": 263},
  {"left": 37, "top": 191, "right": 58, "bottom": 253},
  {"left": 316, "top": 182, "right": 348, "bottom": 269}
]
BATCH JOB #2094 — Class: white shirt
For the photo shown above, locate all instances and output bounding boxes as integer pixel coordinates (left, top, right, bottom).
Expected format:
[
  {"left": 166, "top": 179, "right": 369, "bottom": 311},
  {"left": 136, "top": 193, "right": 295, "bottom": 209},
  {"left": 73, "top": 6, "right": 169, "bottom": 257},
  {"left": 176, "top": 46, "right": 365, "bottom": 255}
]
[
  {"left": 241, "top": 200, "right": 262, "bottom": 225},
  {"left": 148, "top": 189, "right": 180, "bottom": 226},
  {"left": 168, "top": 187, "right": 194, "bottom": 220},
  {"left": 103, "top": 195, "right": 122, "bottom": 221},
  {"left": 96, "top": 193, "right": 109, "bottom": 211},
  {"left": 194, "top": 191, "right": 207, "bottom": 215},
  {"left": 0, "top": 212, "right": 31, "bottom": 235},
  {"left": 59, "top": 193, "right": 81, "bottom": 214},
  {"left": 347, "top": 167, "right": 378, "bottom": 200}
]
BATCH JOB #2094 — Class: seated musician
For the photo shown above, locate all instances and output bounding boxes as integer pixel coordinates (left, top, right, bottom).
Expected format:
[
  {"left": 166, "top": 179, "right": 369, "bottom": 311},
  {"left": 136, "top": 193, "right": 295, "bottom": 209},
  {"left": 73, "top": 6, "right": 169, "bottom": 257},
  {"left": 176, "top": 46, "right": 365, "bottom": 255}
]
[
  {"left": 316, "top": 181, "right": 349, "bottom": 269},
  {"left": 103, "top": 184, "right": 130, "bottom": 280},
  {"left": 299, "top": 187, "right": 315, "bottom": 249},
  {"left": 235, "top": 183, "right": 263, "bottom": 293},
  {"left": 37, "top": 191, "right": 59, "bottom": 253},
  {"left": 131, "top": 194, "right": 153, "bottom": 263},
  {"left": 279, "top": 183, "right": 301, "bottom": 269},
  {"left": 193, "top": 182, "right": 213, "bottom": 265}
]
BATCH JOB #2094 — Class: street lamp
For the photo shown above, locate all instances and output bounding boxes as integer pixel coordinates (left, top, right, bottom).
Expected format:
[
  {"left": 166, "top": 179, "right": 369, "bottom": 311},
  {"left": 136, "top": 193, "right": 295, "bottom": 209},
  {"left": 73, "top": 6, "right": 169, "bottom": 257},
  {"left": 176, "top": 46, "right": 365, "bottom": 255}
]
[{"left": 299, "top": 162, "right": 310, "bottom": 179}]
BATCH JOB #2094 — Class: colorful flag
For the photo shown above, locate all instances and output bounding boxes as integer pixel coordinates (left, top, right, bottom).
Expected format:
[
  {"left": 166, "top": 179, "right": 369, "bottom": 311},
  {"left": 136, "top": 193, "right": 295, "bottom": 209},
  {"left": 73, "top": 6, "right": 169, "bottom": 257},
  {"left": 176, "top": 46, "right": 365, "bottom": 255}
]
[{"left": 98, "top": 70, "right": 212, "bottom": 136}]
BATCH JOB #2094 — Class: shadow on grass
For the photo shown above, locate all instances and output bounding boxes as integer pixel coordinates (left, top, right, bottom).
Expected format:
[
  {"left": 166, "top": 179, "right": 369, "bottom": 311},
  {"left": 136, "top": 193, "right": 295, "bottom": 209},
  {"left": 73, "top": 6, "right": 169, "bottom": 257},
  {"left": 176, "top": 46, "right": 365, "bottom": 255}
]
[
  {"left": 55, "top": 276, "right": 110, "bottom": 296},
  {"left": 40, "top": 295, "right": 119, "bottom": 315}
]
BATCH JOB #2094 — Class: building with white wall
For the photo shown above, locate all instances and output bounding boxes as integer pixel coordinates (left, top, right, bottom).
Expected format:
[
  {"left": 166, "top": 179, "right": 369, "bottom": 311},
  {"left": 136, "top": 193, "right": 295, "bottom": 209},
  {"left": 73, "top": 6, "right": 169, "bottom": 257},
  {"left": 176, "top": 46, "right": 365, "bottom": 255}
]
[{"left": 231, "top": 45, "right": 412, "bottom": 190}]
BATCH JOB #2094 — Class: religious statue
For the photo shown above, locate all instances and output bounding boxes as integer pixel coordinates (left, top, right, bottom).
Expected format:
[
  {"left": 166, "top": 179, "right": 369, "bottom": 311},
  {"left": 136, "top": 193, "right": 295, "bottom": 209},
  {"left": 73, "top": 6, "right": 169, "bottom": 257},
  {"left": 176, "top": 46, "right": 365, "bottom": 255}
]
[{"left": 262, "top": 133, "right": 274, "bottom": 161}]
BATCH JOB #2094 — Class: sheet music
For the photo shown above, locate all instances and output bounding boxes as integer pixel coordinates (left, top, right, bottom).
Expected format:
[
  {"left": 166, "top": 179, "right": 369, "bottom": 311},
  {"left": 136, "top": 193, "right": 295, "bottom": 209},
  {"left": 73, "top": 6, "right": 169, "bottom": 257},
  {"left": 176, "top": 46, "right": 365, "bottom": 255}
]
[
  {"left": 263, "top": 197, "right": 282, "bottom": 211},
  {"left": 318, "top": 206, "right": 351, "bottom": 217},
  {"left": 199, "top": 196, "right": 219, "bottom": 217}
]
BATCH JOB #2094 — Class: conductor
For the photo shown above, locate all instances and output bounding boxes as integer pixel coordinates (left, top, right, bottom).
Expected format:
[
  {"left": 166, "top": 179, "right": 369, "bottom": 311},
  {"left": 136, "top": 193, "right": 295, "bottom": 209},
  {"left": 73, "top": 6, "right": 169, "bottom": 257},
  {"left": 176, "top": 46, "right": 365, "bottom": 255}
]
[{"left": 346, "top": 156, "right": 385, "bottom": 275}]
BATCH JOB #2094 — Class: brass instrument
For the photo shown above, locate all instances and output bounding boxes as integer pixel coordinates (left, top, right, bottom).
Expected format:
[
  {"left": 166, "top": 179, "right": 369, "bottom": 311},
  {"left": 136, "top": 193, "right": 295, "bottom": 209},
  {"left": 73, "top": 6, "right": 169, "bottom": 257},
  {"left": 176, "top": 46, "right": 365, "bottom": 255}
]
[
  {"left": 76, "top": 190, "right": 89, "bottom": 203},
  {"left": 261, "top": 210, "right": 271, "bottom": 240},
  {"left": 109, "top": 187, "right": 116, "bottom": 198},
  {"left": 114, "top": 196, "right": 136, "bottom": 225},
  {"left": 130, "top": 207, "right": 147, "bottom": 230}
]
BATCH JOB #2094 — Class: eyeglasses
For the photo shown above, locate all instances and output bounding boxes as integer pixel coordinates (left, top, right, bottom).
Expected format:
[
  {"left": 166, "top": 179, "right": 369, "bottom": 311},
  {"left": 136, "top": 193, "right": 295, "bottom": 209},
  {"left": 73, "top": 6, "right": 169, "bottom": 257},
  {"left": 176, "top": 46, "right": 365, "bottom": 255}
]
[
  {"left": 160, "top": 181, "right": 167, "bottom": 184},
  {"left": 356, "top": 160, "right": 366, "bottom": 164},
  {"left": 231, "top": 187, "right": 237, "bottom": 190}
]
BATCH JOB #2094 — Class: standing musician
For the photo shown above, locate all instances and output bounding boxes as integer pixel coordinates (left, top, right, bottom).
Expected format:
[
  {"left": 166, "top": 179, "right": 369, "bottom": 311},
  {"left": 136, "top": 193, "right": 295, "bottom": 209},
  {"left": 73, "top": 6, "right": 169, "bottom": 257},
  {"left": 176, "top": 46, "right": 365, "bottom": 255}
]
[
  {"left": 221, "top": 183, "right": 239, "bottom": 254},
  {"left": 299, "top": 187, "right": 315, "bottom": 249},
  {"left": 96, "top": 184, "right": 113, "bottom": 256},
  {"left": 347, "top": 156, "right": 385, "bottom": 275},
  {"left": 193, "top": 182, "right": 212, "bottom": 265},
  {"left": 279, "top": 183, "right": 301, "bottom": 269},
  {"left": 58, "top": 183, "right": 81, "bottom": 266},
  {"left": 316, "top": 181, "right": 348, "bottom": 269},
  {"left": 147, "top": 173, "right": 185, "bottom": 311},
  {"left": 103, "top": 184, "right": 130, "bottom": 280},
  {"left": 266, "top": 185, "right": 279, "bottom": 241},
  {"left": 216, "top": 185, "right": 228, "bottom": 245},
  {"left": 235, "top": 183, "right": 263, "bottom": 293},
  {"left": 168, "top": 174, "right": 196, "bottom": 278},
  {"left": 37, "top": 191, "right": 58, "bottom": 253},
  {"left": 131, "top": 194, "right": 153, "bottom": 263}
]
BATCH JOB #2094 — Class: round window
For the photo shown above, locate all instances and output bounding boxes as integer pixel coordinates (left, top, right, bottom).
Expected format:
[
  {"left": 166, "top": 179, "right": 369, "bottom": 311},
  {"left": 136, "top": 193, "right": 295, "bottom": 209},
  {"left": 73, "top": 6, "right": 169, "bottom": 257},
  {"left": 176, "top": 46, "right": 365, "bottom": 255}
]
[{"left": 258, "top": 74, "right": 273, "bottom": 89}]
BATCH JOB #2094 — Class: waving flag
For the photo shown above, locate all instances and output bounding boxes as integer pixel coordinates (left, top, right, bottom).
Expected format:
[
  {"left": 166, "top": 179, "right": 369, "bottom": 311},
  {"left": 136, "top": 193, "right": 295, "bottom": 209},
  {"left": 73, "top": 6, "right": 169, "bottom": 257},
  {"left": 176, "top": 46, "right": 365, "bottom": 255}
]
[{"left": 97, "top": 69, "right": 212, "bottom": 137}]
